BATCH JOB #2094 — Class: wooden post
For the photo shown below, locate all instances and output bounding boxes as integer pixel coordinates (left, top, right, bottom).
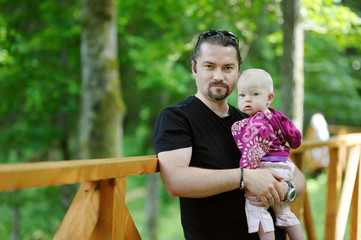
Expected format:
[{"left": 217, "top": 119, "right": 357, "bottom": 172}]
[
  {"left": 351, "top": 146, "right": 361, "bottom": 240},
  {"left": 90, "top": 177, "right": 141, "bottom": 240},
  {"left": 324, "top": 146, "right": 343, "bottom": 239},
  {"left": 303, "top": 191, "right": 316, "bottom": 240},
  {"left": 335, "top": 146, "right": 360, "bottom": 239},
  {"left": 54, "top": 181, "right": 100, "bottom": 239}
]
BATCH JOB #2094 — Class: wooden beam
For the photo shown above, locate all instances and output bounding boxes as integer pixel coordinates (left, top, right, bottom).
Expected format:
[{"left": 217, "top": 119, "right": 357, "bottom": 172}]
[
  {"left": 90, "top": 178, "right": 124, "bottom": 239},
  {"left": 303, "top": 191, "right": 316, "bottom": 240},
  {"left": 90, "top": 178, "right": 141, "bottom": 240},
  {"left": 124, "top": 208, "right": 142, "bottom": 240},
  {"left": 335, "top": 145, "right": 360, "bottom": 239},
  {"left": 0, "top": 155, "right": 159, "bottom": 191},
  {"left": 292, "top": 133, "right": 361, "bottom": 153},
  {"left": 351, "top": 149, "right": 361, "bottom": 240},
  {"left": 324, "top": 146, "right": 343, "bottom": 239},
  {"left": 54, "top": 181, "right": 100, "bottom": 240}
]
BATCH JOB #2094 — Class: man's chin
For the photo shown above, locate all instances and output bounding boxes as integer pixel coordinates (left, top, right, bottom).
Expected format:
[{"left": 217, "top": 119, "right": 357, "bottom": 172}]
[
  {"left": 210, "top": 95, "right": 228, "bottom": 101},
  {"left": 208, "top": 90, "right": 229, "bottom": 101}
]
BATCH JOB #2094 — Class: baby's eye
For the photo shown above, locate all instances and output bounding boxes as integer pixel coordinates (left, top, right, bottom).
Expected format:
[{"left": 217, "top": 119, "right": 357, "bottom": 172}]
[
  {"left": 252, "top": 93, "right": 259, "bottom": 96},
  {"left": 239, "top": 94, "right": 245, "bottom": 97}
]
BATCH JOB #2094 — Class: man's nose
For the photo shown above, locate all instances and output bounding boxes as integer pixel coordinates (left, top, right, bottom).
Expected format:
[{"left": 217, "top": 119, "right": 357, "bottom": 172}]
[{"left": 213, "top": 68, "right": 224, "bottom": 80}]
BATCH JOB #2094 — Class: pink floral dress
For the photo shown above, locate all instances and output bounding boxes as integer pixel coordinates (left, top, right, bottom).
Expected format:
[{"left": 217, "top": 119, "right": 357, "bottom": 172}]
[
  {"left": 231, "top": 107, "right": 303, "bottom": 233},
  {"left": 231, "top": 107, "right": 302, "bottom": 169}
]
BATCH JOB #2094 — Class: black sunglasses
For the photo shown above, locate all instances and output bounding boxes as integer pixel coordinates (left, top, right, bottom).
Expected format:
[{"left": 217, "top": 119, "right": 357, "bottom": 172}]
[{"left": 199, "top": 30, "right": 239, "bottom": 45}]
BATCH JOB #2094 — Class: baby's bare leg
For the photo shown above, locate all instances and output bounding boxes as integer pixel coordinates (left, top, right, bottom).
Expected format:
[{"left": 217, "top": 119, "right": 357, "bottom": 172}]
[
  {"left": 258, "top": 222, "right": 275, "bottom": 240},
  {"left": 285, "top": 224, "right": 304, "bottom": 240}
]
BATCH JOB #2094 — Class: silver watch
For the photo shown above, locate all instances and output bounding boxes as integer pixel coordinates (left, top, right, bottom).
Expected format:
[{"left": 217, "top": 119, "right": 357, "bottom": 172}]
[{"left": 285, "top": 181, "right": 296, "bottom": 202}]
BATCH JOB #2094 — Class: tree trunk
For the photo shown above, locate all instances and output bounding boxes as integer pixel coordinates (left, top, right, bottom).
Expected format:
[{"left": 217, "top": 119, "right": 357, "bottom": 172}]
[
  {"left": 145, "top": 173, "right": 160, "bottom": 240},
  {"left": 10, "top": 191, "right": 21, "bottom": 240},
  {"left": 79, "top": 0, "right": 125, "bottom": 159},
  {"left": 281, "top": 0, "right": 304, "bottom": 131}
]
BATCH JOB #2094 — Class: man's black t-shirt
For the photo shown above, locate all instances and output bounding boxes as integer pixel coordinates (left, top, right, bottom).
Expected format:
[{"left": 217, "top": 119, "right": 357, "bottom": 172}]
[{"left": 153, "top": 96, "right": 285, "bottom": 240}]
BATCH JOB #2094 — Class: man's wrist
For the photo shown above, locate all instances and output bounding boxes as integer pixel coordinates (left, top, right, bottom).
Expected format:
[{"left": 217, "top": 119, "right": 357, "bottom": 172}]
[
  {"left": 240, "top": 168, "right": 245, "bottom": 190},
  {"left": 284, "top": 180, "right": 296, "bottom": 202},
  {"left": 289, "top": 180, "right": 295, "bottom": 191}
]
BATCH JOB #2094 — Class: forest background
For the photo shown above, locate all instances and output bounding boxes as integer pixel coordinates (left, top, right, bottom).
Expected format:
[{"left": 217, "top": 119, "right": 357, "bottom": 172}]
[{"left": 0, "top": 0, "right": 360, "bottom": 239}]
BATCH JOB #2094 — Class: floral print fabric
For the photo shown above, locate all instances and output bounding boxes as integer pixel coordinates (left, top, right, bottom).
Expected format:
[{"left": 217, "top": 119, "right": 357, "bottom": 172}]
[{"left": 231, "top": 107, "right": 302, "bottom": 169}]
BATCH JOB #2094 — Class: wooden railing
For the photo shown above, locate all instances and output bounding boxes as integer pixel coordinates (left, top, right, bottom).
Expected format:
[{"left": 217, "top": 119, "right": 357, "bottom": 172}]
[
  {"left": 0, "top": 156, "right": 159, "bottom": 239},
  {"left": 290, "top": 133, "right": 361, "bottom": 240},
  {"left": 0, "top": 133, "right": 360, "bottom": 239}
]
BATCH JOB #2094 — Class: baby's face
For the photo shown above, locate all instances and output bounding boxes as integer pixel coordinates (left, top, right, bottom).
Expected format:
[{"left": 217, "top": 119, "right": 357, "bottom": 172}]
[{"left": 237, "top": 75, "right": 272, "bottom": 116}]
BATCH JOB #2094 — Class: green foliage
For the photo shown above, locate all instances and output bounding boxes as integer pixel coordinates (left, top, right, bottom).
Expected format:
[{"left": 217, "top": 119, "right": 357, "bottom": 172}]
[
  {"left": 301, "top": 0, "right": 361, "bottom": 127},
  {"left": 0, "top": 1, "right": 81, "bottom": 162},
  {"left": 0, "top": 187, "right": 66, "bottom": 240}
]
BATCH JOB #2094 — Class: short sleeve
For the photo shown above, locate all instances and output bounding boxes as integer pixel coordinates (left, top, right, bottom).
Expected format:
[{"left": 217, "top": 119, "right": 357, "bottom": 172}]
[{"left": 152, "top": 108, "right": 192, "bottom": 154}]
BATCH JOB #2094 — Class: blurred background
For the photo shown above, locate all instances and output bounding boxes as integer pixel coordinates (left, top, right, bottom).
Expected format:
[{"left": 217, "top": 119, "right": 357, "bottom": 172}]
[{"left": 0, "top": 0, "right": 360, "bottom": 239}]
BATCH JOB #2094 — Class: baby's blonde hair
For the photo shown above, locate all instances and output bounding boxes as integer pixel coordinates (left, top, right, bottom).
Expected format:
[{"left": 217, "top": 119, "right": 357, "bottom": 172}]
[{"left": 238, "top": 68, "right": 274, "bottom": 93}]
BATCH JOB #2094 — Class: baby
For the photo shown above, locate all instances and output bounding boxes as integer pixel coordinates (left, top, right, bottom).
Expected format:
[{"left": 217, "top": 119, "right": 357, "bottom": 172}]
[{"left": 231, "top": 69, "right": 304, "bottom": 240}]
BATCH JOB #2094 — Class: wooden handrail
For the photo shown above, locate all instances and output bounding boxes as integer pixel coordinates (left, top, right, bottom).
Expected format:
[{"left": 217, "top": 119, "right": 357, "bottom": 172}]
[
  {"left": 0, "top": 155, "right": 159, "bottom": 239},
  {"left": 293, "top": 133, "right": 361, "bottom": 151},
  {"left": 290, "top": 133, "right": 361, "bottom": 240},
  {"left": 0, "top": 155, "right": 159, "bottom": 191},
  {"left": 0, "top": 133, "right": 360, "bottom": 239}
]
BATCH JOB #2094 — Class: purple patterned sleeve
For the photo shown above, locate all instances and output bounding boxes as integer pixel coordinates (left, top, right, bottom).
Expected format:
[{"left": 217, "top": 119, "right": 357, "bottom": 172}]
[{"left": 267, "top": 108, "right": 302, "bottom": 149}]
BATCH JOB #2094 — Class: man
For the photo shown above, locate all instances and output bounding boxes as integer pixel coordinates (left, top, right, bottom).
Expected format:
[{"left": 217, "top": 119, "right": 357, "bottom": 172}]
[{"left": 152, "top": 30, "right": 305, "bottom": 239}]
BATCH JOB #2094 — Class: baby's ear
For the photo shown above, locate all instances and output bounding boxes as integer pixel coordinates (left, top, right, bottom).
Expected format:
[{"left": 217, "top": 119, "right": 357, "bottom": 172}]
[{"left": 267, "top": 93, "right": 275, "bottom": 106}]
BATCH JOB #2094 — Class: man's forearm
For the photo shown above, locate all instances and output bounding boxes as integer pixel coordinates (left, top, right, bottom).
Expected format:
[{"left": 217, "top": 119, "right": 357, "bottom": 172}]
[
  {"left": 160, "top": 166, "right": 242, "bottom": 198},
  {"left": 158, "top": 148, "right": 242, "bottom": 198}
]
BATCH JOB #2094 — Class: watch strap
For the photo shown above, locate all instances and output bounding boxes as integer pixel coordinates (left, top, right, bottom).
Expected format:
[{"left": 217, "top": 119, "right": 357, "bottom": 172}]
[
  {"left": 285, "top": 181, "right": 296, "bottom": 202},
  {"left": 286, "top": 181, "right": 294, "bottom": 189}
]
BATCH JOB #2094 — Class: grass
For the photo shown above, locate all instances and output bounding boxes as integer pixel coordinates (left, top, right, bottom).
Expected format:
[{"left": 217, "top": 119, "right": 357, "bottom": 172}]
[{"left": 305, "top": 171, "right": 328, "bottom": 239}]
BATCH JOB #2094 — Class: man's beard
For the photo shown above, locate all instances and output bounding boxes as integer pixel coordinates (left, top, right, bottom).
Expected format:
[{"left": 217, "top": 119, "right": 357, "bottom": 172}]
[{"left": 208, "top": 82, "right": 230, "bottom": 101}]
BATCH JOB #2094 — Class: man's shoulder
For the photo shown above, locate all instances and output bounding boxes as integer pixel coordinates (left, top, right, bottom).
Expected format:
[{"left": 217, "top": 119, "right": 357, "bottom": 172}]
[
  {"left": 161, "top": 96, "right": 203, "bottom": 117},
  {"left": 167, "top": 96, "right": 196, "bottom": 110}
]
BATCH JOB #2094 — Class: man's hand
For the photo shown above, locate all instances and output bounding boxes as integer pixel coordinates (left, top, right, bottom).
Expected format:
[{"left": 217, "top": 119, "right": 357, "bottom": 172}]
[{"left": 243, "top": 168, "right": 284, "bottom": 206}]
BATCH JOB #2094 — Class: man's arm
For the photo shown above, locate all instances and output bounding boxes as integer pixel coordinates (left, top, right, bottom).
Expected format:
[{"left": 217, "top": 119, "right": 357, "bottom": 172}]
[
  {"left": 158, "top": 147, "right": 241, "bottom": 198},
  {"left": 158, "top": 147, "right": 284, "bottom": 202}
]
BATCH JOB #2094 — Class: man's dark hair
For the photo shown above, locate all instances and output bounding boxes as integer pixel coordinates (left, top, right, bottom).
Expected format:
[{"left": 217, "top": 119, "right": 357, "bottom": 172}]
[{"left": 191, "top": 30, "right": 242, "bottom": 72}]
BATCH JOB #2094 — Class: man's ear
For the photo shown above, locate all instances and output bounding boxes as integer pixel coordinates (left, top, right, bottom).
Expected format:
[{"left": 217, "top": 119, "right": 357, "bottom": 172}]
[
  {"left": 267, "top": 93, "right": 275, "bottom": 107},
  {"left": 192, "top": 60, "right": 197, "bottom": 75}
]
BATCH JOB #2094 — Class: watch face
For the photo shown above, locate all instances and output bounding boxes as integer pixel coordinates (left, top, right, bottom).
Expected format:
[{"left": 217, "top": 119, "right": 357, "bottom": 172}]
[{"left": 288, "top": 189, "right": 296, "bottom": 202}]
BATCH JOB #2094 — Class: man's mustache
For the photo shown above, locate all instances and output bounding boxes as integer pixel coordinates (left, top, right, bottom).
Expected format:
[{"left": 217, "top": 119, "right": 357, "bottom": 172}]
[{"left": 209, "top": 82, "right": 229, "bottom": 87}]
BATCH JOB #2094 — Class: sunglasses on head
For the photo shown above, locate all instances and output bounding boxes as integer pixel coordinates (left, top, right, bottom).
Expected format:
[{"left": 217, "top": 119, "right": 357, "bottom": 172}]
[{"left": 199, "top": 30, "right": 239, "bottom": 45}]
